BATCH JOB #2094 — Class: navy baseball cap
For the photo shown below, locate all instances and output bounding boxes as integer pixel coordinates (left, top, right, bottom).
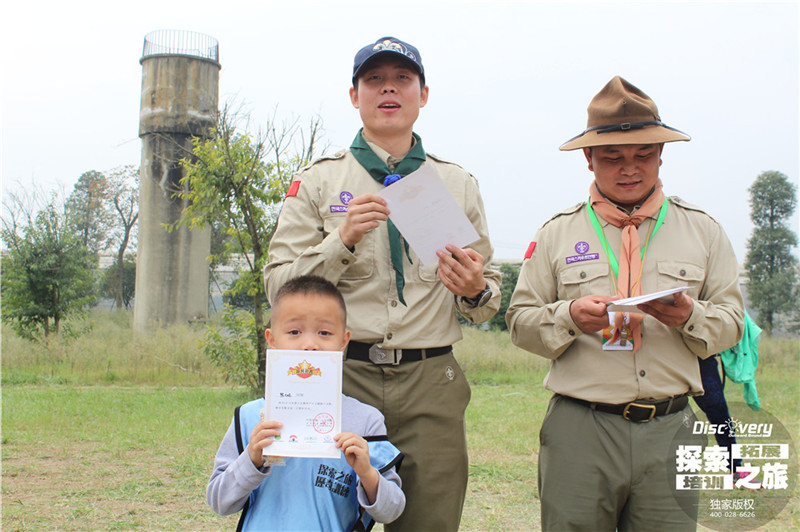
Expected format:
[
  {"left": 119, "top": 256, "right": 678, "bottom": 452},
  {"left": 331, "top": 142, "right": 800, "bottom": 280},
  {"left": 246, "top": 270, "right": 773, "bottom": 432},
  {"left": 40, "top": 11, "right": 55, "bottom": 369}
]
[{"left": 352, "top": 36, "right": 425, "bottom": 84}]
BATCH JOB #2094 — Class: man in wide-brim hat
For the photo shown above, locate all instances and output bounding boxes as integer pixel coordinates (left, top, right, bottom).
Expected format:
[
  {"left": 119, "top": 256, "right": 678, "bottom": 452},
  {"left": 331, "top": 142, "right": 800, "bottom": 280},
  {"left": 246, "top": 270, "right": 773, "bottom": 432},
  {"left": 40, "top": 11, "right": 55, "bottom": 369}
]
[{"left": 507, "top": 76, "right": 744, "bottom": 531}]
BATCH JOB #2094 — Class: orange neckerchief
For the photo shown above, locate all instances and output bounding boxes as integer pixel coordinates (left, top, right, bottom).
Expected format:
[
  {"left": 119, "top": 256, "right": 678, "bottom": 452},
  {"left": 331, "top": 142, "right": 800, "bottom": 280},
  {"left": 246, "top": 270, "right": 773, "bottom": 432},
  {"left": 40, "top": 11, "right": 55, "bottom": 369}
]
[{"left": 589, "top": 179, "right": 664, "bottom": 354}]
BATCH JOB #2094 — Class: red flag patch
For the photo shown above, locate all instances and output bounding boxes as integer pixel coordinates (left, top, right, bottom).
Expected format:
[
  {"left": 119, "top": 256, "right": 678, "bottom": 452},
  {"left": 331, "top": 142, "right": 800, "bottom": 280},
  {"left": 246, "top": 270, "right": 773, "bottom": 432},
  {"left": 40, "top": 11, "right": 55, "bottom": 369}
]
[
  {"left": 286, "top": 180, "right": 301, "bottom": 198},
  {"left": 524, "top": 241, "right": 537, "bottom": 260}
]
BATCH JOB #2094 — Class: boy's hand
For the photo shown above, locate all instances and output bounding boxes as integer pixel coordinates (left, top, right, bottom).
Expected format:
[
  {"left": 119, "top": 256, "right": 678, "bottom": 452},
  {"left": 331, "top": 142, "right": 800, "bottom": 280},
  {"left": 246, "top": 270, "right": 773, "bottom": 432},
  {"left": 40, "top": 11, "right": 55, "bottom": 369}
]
[
  {"left": 335, "top": 432, "right": 380, "bottom": 504},
  {"left": 248, "top": 420, "right": 282, "bottom": 469}
]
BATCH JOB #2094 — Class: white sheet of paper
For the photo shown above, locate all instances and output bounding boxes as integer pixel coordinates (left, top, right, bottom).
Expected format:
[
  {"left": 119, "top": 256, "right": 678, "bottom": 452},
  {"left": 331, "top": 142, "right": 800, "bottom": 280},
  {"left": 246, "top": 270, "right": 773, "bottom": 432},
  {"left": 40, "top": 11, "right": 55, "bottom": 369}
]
[
  {"left": 378, "top": 163, "right": 480, "bottom": 265},
  {"left": 264, "top": 349, "right": 343, "bottom": 459},
  {"left": 607, "top": 286, "right": 690, "bottom": 312}
]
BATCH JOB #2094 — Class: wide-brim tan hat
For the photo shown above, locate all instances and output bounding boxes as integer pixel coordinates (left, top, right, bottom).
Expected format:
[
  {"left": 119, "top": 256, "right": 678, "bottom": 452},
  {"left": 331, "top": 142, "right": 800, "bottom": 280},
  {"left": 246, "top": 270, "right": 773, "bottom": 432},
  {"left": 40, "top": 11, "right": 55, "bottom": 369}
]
[{"left": 560, "top": 76, "right": 690, "bottom": 151}]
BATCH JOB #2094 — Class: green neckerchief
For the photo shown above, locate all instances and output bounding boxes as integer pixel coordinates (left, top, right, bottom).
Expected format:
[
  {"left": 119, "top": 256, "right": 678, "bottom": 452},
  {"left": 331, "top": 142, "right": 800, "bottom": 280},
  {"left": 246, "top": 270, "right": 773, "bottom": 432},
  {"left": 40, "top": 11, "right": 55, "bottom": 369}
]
[
  {"left": 350, "top": 129, "right": 427, "bottom": 305},
  {"left": 586, "top": 199, "right": 668, "bottom": 278}
]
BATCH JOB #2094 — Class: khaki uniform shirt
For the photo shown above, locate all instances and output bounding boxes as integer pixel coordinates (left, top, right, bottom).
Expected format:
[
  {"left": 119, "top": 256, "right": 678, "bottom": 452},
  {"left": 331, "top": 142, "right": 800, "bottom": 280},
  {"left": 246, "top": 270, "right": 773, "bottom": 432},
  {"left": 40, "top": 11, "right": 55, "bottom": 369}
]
[
  {"left": 264, "top": 141, "right": 501, "bottom": 348},
  {"left": 507, "top": 196, "right": 744, "bottom": 403}
]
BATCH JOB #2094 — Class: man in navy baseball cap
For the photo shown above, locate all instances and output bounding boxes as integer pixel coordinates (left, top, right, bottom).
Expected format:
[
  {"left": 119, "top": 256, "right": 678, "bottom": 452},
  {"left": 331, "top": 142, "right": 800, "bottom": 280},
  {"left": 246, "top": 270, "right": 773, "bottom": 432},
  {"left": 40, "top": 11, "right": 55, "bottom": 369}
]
[{"left": 352, "top": 36, "right": 425, "bottom": 85}]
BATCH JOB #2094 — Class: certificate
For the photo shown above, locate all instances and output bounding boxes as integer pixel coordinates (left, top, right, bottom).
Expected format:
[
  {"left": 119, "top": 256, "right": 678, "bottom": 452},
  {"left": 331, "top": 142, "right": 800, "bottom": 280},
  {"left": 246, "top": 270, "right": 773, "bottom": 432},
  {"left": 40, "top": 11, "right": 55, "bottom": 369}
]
[
  {"left": 264, "top": 349, "right": 343, "bottom": 459},
  {"left": 378, "top": 163, "right": 480, "bottom": 265}
]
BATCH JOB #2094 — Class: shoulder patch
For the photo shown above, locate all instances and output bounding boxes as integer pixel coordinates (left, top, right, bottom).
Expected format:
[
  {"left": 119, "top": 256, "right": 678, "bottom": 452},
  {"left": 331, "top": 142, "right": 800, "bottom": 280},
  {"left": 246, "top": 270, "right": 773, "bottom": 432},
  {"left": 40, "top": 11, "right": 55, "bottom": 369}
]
[
  {"left": 285, "top": 180, "right": 301, "bottom": 198},
  {"left": 524, "top": 241, "right": 537, "bottom": 260}
]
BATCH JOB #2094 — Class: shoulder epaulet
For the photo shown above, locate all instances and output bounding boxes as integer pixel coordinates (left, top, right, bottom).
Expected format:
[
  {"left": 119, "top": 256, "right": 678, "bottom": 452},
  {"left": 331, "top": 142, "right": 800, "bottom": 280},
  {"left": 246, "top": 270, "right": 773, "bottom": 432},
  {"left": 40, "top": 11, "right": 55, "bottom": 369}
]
[
  {"left": 426, "top": 152, "right": 456, "bottom": 165},
  {"left": 668, "top": 195, "right": 711, "bottom": 215},
  {"left": 542, "top": 201, "right": 585, "bottom": 225},
  {"left": 297, "top": 149, "right": 348, "bottom": 174},
  {"left": 426, "top": 152, "right": 478, "bottom": 182}
]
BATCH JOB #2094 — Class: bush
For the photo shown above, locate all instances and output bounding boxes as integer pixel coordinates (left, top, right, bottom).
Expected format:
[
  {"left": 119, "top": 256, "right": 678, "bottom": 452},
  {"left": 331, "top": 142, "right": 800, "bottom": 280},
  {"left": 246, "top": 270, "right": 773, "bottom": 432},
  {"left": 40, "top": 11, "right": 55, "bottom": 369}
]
[{"left": 202, "top": 304, "right": 262, "bottom": 393}]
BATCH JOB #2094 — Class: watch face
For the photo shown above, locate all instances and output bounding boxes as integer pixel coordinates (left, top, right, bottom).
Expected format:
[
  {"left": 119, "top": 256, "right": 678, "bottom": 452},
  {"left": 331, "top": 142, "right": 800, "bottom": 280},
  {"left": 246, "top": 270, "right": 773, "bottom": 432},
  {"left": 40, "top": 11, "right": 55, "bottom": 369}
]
[{"left": 477, "top": 288, "right": 492, "bottom": 307}]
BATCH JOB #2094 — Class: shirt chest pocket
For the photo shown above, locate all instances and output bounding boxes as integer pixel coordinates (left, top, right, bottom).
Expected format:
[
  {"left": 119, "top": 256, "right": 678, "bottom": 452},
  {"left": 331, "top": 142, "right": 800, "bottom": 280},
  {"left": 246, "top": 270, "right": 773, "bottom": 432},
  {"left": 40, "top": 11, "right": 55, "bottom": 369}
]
[
  {"left": 558, "top": 262, "right": 611, "bottom": 299},
  {"left": 656, "top": 261, "right": 704, "bottom": 297},
  {"left": 322, "top": 215, "right": 375, "bottom": 280}
]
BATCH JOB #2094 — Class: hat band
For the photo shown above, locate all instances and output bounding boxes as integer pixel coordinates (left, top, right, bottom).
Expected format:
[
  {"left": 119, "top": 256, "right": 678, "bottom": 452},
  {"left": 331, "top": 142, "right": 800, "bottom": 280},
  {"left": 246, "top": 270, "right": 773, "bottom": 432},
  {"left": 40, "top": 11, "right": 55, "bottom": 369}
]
[
  {"left": 561, "top": 120, "right": 689, "bottom": 147},
  {"left": 588, "top": 120, "right": 688, "bottom": 136},
  {"left": 590, "top": 119, "right": 664, "bottom": 134}
]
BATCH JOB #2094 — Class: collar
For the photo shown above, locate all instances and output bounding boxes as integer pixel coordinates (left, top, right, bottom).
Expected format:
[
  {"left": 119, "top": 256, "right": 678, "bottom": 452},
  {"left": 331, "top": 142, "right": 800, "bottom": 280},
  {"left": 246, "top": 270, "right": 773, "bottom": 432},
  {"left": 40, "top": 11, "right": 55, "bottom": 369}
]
[{"left": 362, "top": 133, "right": 417, "bottom": 171}]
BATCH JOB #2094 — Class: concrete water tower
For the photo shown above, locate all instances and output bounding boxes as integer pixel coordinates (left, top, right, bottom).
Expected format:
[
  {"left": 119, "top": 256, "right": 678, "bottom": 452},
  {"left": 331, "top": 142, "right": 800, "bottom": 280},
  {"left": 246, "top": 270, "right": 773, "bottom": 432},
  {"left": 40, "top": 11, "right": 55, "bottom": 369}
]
[{"left": 134, "top": 30, "right": 220, "bottom": 330}]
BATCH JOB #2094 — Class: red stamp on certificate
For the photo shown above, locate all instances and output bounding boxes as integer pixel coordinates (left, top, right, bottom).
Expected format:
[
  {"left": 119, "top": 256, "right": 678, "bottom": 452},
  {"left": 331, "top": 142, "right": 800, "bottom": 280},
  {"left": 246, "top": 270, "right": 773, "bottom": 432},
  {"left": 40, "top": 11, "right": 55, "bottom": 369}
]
[{"left": 313, "top": 413, "right": 335, "bottom": 434}]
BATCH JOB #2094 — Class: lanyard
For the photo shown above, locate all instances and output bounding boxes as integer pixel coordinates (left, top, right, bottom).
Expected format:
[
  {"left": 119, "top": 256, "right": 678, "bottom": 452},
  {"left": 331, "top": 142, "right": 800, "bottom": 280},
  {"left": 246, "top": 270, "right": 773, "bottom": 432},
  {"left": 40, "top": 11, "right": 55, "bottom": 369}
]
[{"left": 586, "top": 199, "right": 668, "bottom": 279}]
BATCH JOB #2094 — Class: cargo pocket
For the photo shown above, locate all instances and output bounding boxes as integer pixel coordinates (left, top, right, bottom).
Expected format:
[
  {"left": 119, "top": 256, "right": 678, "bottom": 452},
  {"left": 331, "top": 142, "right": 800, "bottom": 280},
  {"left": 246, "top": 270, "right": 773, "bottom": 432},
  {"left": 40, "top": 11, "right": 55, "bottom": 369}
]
[
  {"left": 657, "top": 261, "right": 703, "bottom": 297},
  {"left": 558, "top": 262, "right": 611, "bottom": 299}
]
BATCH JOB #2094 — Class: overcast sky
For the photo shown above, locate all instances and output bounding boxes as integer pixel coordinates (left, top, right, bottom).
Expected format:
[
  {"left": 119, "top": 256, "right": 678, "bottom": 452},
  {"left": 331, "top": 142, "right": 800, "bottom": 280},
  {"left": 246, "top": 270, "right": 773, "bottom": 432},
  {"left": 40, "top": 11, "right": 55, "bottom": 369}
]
[{"left": 2, "top": 0, "right": 798, "bottom": 261}]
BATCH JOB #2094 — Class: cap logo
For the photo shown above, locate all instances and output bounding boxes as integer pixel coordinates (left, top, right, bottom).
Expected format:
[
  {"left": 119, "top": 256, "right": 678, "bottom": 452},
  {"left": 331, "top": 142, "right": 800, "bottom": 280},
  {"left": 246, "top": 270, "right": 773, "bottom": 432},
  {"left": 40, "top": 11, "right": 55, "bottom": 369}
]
[{"left": 373, "top": 39, "right": 417, "bottom": 61}]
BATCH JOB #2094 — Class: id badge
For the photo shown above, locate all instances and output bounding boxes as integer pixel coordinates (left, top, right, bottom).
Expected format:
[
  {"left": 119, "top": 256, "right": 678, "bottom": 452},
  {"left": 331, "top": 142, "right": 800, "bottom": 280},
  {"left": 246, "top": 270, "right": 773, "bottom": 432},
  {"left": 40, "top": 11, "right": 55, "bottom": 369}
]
[{"left": 602, "top": 311, "right": 633, "bottom": 351}]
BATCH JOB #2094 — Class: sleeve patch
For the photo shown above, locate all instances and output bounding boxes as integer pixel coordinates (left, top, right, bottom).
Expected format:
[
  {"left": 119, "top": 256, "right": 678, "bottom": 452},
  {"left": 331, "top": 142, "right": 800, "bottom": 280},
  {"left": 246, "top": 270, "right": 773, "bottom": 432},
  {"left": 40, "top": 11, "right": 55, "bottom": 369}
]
[
  {"left": 286, "top": 180, "right": 301, "bottom": 198},
  {"left": 524, "top": 241, "right": 537, "bottom": 260}
]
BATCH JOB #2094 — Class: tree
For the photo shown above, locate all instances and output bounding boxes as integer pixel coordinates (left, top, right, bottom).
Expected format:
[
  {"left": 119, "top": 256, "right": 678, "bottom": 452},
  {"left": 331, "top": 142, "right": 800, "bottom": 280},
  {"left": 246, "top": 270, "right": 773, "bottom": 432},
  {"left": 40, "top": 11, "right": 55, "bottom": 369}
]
[
  {"left": 101, "top": 259, "right": 136, "bottom": 310},
  {"left": 173, "top": 104, "right": 323, "bottom": 384},
  {"left": 744, "top": 170, "right": 799, "bottom": 334},
  {"left": 489, "top": 262, "right": 521, "bottom": 331},
  {"left": 105, "top": 165, "right": 139, "bottom": 309},
  {"left": 1, "top": 189, "right": 96, "bottom": 339},
  {"left": 66, "top": 170, "right": 112, "bottom": 259}
]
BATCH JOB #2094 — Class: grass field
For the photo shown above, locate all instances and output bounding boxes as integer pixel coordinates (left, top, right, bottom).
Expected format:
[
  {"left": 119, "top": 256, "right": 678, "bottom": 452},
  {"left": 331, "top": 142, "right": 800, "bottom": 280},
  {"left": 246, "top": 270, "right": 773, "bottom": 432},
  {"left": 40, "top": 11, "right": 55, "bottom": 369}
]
[{"left": 1, "top": 313, "right": 798, "bottom": 530}]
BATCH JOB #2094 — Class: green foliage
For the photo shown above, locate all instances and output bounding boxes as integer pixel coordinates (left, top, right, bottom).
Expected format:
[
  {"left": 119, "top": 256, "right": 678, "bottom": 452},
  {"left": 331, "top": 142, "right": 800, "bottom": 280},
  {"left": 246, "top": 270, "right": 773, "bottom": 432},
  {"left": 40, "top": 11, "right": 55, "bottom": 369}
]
[
  {"left": 1, "top": 192, "right": 97, "bottom": 339},
  {"left": 66, "top": 170, "right": 112, "bottom": 258},
  {"left": 172, "top": 103, "right": 323, "bottom": 382},
  {"left": 101, "top": 258, "right": 136, "bottom": 309},
  {"left": 745, "top": 170, "right": 799, "bottom": 333},
  {"left": 489, "top": 262, "right": 521, "bottom": 331},
  {"left": 201, "top": 304, "right": 261, "bottom": 393},
  {"left": 105, "top": 165, "right": 139, "bottom": 309}
]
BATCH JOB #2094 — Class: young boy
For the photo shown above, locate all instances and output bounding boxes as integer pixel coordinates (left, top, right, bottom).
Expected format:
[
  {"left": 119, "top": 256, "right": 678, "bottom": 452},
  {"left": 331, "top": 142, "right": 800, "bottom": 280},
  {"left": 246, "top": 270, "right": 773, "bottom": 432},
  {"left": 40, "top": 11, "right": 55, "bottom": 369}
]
[{"left": 207, "top": 275, "right": 405, "bottom": 531}]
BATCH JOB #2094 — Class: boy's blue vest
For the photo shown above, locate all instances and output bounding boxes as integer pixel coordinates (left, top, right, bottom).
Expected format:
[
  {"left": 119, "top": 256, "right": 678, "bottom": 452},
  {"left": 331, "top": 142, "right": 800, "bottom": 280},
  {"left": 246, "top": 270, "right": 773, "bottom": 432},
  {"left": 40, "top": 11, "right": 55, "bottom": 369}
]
[{"left": 234, "top": 399, "right": 402, "bottom": 532}]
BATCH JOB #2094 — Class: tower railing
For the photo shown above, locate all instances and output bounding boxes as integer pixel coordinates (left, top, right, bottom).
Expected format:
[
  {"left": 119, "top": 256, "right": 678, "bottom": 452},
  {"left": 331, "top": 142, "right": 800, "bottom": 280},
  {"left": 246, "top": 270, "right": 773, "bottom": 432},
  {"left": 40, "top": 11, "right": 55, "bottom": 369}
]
[{"left": 141, "top": 30, "right": 219, "bottom": 64}]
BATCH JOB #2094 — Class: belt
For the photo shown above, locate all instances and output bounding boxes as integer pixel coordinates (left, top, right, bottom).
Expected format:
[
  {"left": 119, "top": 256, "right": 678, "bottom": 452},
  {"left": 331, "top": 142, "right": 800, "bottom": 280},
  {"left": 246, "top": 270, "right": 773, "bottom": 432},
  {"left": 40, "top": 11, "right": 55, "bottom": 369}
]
[
  {"left": 346, "top": 341, "right": 452, "bottom": 365},
  {"left": 561, "top": 394, "right": 689, "bottom": 423}
]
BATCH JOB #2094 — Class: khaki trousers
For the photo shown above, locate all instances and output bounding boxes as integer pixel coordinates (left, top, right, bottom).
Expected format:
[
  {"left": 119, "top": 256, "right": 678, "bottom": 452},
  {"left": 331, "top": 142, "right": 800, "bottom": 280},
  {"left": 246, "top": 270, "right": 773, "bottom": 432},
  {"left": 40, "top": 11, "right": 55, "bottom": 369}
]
[
  {"left": 539, "top": 394, "right": 703, "bottom": 532},
  {"left": 344, "top": 352, "right": 470, "bottom": 532}
]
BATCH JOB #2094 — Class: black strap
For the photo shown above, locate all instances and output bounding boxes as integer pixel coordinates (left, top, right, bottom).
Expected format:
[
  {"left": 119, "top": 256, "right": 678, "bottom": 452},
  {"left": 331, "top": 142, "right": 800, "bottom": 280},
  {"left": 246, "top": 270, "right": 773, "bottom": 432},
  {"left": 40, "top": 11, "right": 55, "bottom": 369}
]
[
  {"left": 233, "top": 405, "right": 249, "bottom": 532},
  {"left": 351, "top": 436, "right": 404, "bottom": 532}
]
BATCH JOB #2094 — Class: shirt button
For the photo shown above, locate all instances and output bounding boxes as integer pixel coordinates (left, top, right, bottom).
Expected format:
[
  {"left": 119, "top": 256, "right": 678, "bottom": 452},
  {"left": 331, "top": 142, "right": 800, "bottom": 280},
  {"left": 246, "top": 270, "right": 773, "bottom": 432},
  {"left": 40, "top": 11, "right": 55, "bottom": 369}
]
[
  {"left": 342, "top": 259, "right": 349, "bottom": 265},
  {"left": 688, "top": 325, "right": 694, "bottom": 331},
  {"left": 580, "top": 271, "right": 587, "bottom": 279},
  {"left": 680, "top": 269, "right": 686, "bottom": 276},
  {"left": 387, "top": 333, "right": 393, "bottom": 340},
  {"left": 568, "top": 329, "right": 576, "bottom": 336},
  {"left": 639, "top": 370, "right": 646, "bottom": 377},
  {"left": 391, "top": 300, "right": 398, "bottom": 307}
]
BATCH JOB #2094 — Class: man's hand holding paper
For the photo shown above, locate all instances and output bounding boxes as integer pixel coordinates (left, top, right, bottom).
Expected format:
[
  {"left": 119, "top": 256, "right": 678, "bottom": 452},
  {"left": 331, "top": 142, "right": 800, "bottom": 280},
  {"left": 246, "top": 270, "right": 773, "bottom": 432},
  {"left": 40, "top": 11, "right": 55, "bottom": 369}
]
[{"left": 637, "top": 290, "right": 694, "bottom": 327}]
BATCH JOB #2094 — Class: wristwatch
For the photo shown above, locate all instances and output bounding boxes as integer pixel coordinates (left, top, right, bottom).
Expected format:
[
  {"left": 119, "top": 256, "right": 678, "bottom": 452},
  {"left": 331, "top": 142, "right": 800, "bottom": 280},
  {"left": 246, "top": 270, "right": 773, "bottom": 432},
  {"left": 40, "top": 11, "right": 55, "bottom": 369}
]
[{"left": 462, "top": 284, "right": 492, "bottom": 308}]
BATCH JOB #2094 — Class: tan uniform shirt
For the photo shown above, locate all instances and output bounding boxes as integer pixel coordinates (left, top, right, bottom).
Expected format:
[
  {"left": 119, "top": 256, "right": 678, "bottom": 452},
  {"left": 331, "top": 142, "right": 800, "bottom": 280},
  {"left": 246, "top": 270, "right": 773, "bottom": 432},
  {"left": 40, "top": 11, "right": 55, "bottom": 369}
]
[
  {"left": 264, "top": 142, "right": 501, "bottom": 348},
  {"left": 507, "top": 196, "right": 744, "bottom": 403}
]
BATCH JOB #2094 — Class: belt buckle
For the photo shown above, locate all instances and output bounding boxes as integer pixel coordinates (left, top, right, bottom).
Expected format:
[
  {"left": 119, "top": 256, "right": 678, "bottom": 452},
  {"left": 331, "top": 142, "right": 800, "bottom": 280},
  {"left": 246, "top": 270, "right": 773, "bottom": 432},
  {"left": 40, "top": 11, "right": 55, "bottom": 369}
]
[
  {"left": 623, "top": 402, "right": 656, "bottom": 423},
  {"left": 369, "top": 344, "right": 401, "bottom": 365}
]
